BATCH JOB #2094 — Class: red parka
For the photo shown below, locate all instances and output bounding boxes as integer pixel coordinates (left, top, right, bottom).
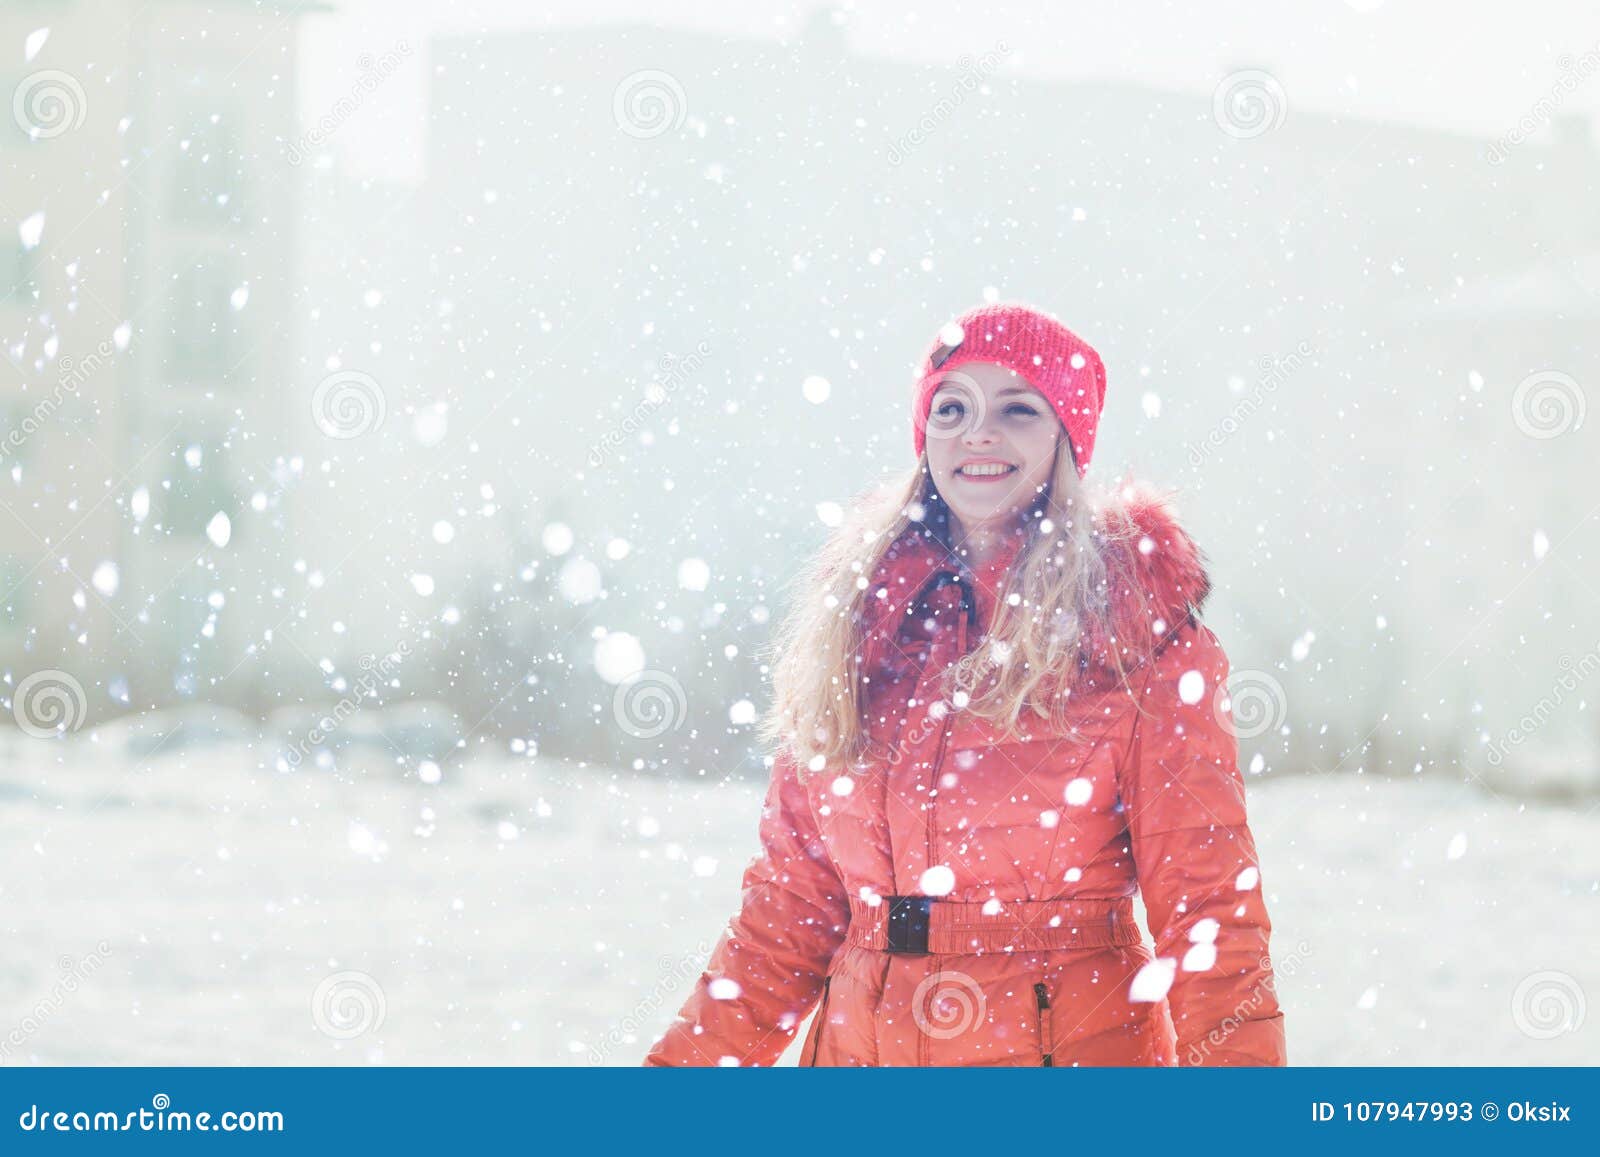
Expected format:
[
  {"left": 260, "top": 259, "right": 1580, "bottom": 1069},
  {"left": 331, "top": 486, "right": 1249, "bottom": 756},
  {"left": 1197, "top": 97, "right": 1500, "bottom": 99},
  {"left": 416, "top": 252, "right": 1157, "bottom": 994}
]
[{"left": 645, "top": 485, "right": 1287, "bottom": 1066}]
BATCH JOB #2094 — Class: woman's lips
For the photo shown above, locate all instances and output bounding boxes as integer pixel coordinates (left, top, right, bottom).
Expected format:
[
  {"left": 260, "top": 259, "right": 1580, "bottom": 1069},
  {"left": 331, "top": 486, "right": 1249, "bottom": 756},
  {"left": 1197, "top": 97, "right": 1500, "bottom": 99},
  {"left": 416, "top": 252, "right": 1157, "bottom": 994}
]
[{"left": 954, "top": 463, "right": 1018, "bottom": 483}]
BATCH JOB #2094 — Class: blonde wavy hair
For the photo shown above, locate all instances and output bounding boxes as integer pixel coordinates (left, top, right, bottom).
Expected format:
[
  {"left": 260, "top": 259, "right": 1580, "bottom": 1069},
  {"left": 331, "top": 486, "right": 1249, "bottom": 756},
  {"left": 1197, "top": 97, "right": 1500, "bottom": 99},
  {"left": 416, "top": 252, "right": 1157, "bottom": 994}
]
[{"left": 759, "top": 440, "right": 1148, "bottom": 776}]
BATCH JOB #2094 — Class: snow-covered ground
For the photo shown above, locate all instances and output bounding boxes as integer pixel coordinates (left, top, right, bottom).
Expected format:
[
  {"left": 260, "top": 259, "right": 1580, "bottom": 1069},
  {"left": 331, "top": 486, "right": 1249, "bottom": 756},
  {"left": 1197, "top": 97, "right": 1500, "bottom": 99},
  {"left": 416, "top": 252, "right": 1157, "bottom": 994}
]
[{"left": 1, "top": 740, "right": 1594, "bottom": 1065}]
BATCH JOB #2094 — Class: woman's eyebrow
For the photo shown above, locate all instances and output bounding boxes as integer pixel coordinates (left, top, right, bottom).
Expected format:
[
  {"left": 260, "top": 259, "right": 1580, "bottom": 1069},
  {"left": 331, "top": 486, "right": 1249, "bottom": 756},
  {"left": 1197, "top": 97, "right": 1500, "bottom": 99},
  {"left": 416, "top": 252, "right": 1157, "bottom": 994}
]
[{"left": 997, "top": 386, "right": 1039, "bottom": 397}]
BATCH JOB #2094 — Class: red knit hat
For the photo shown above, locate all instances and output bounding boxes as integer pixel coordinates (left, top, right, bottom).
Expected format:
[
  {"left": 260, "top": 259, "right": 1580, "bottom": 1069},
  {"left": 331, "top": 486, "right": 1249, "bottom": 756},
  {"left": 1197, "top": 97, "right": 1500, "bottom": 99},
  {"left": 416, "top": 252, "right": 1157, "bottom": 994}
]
[{"left": 911, "top": 302, "right": 1108, "bottom": 477}]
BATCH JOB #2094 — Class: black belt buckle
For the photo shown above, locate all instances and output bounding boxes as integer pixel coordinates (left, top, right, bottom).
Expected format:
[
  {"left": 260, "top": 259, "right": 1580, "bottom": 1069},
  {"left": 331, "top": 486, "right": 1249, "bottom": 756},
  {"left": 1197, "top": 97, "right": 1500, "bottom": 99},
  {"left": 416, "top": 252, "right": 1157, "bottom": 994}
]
[{"left": 885, "top": 895, "right": 934, "bottom": 954}]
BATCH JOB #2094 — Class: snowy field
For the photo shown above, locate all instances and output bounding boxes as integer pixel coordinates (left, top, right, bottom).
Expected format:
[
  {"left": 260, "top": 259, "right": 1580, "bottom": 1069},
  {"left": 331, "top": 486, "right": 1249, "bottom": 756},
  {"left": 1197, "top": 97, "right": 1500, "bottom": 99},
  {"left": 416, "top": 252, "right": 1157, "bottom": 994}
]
[{"left": 0, "top": 740, "right": 1594, "bottom": 1066}]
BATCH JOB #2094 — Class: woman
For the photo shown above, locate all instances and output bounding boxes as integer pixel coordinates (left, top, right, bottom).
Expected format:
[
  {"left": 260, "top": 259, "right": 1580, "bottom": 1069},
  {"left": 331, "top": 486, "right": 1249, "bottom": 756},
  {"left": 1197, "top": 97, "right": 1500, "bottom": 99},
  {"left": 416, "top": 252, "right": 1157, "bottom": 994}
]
[{"left": 644, "top": 302, "right": 1287, "bottom": 1067}]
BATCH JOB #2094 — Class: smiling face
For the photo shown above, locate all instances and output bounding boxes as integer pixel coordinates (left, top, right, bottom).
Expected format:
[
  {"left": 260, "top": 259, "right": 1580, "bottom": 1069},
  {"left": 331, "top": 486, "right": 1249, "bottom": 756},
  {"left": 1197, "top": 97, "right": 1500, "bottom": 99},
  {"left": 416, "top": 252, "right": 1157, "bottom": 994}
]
[{"left": 923, "top": 360, "right": 1065, "bottom": 540}]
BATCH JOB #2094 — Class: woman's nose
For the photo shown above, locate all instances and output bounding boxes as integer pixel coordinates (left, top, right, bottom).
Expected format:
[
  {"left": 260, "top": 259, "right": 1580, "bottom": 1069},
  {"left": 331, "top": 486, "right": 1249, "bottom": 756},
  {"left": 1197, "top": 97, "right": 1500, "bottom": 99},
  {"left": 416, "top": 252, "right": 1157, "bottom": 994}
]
[{"left": 961, "top": 415, "right": 999, "bottom": 446}]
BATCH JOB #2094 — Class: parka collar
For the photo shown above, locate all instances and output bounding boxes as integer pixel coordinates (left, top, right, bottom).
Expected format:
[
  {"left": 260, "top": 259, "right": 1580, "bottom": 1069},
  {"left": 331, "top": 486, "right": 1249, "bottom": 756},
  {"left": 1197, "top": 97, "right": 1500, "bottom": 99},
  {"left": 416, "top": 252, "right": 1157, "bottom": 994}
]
[{"left": 858, "top": 481, "right": 1213, "bottom": 679}]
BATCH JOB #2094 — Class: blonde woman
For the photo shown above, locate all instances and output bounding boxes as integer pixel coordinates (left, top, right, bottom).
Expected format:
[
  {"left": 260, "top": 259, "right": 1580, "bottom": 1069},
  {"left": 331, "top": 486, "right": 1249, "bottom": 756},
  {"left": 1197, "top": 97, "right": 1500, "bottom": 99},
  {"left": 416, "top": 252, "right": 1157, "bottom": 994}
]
[{"left": 645, "top": 302, "right": 1286, "bottom": 1067}]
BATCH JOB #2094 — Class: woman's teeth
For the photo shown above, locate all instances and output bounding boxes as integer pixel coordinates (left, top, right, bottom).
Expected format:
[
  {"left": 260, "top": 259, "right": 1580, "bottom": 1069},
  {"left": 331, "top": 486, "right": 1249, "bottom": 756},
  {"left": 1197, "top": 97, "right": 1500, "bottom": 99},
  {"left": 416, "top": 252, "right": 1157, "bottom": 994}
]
[{"left": 958, "top": 463, "right": 1016, "bottom": 477}]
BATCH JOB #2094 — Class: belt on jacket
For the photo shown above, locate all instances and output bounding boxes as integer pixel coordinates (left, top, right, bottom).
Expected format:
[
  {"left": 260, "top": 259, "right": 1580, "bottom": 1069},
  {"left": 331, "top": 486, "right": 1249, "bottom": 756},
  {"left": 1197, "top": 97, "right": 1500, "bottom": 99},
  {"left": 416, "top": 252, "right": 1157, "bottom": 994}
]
[{"left": 845, "top": 893, "right": 1141, "bottom": 955}]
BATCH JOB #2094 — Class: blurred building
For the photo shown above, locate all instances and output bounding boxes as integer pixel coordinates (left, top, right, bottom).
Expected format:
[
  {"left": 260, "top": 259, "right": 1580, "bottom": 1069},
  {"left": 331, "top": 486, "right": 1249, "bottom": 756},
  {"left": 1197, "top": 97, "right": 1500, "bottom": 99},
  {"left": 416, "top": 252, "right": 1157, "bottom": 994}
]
[{"left": 0, "top": 0, "right": 314, "bottom": 716}]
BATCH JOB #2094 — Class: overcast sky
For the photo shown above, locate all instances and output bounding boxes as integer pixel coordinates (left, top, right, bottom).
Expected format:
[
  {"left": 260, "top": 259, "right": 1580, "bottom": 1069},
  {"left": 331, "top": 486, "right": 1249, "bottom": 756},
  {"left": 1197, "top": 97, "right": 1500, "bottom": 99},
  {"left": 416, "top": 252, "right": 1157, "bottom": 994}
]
[{"left": 296, "top": 0, "right": 1600, "bottom": 182}]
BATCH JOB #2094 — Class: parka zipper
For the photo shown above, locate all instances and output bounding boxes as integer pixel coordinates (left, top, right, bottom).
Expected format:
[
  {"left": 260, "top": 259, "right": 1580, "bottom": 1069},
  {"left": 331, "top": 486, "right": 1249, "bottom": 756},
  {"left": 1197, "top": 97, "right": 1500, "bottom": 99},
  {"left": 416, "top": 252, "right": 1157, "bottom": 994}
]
[
  {"left": 805, "top": 976, "right": 833, "bottom": 1066},
  {"left": 920, "top": 601, "right": 967, "bottom": 1071},
  {"left": 1034, "top": 982, "right": 1055, "bottom": 1066},
  {"left": 920, "top": 590, "right": 976, "bottom": 1070},
  {"left": 925, "top": 596, "right": 969, "bottom": 889}
]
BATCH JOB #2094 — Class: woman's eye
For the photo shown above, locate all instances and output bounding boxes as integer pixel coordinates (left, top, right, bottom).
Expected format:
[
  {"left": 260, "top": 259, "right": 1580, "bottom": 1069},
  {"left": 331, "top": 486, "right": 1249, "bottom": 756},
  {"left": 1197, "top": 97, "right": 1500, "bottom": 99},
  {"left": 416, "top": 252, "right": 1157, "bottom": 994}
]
[
  {"left": 934, "top": 399, "right": 965, "bottom": 419},
  {"left": 1005, "top": 403, "right": 1039, "bottom": 417}
]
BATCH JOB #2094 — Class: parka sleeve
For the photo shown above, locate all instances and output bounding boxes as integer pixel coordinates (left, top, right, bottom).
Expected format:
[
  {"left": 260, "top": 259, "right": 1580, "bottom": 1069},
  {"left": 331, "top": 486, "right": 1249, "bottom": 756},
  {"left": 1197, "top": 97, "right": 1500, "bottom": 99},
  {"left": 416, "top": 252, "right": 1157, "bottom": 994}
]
[
  {"left": 643, "top": 751, "right": 851, "bottom": 1066},
  {"left": 1117, "top": 617, "right": 1288, "bottom": 1066}
]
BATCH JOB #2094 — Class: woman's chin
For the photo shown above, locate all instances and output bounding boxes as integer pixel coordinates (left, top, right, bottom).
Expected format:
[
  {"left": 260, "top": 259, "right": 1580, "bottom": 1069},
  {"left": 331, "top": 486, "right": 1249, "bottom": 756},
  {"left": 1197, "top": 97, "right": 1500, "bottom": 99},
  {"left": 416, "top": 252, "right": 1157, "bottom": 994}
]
[{"left": 947, "top": 505, "right": 1027, "bottom": 533}]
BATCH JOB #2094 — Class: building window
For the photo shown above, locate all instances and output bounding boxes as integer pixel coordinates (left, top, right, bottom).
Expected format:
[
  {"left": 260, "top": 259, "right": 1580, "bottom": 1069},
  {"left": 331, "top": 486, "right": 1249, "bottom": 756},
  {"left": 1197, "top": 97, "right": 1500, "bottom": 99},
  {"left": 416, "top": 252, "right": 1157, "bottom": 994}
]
[
  {"left": 157, "top": 437, "right": 236, "bottom": 541},
  {"left": 170, "top": 104, "right": 248, "bottom": 228},
  {"left": 1, "top": 72, "right": 30, "bottom": 148},
  {"left": 0, "top": 239, "right": 41, "bottom": 304},
  {"left": 0, "top": 554, "right": 28, "bottom": 633},
  {"left": 0, "top": 398, "right": 43, "bottom": 466},
  {"left": 165, "top": 254, "right": 243, "bottom": 384}
]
